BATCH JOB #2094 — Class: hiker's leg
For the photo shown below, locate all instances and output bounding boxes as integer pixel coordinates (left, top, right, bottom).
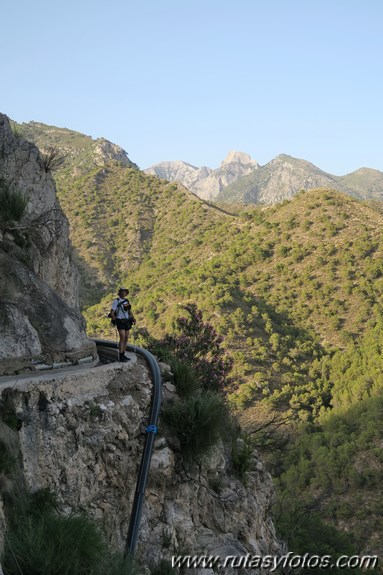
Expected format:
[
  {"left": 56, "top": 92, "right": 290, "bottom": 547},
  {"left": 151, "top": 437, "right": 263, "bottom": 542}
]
[
  {"left": 118, "top": 329, "right": 126, "bottom": 353},
  {"left": 117, "top": 329, "right": 130, "bottom": 361},
  {"left": 123, "top": 330, "right": 129, "bottom": 352}
]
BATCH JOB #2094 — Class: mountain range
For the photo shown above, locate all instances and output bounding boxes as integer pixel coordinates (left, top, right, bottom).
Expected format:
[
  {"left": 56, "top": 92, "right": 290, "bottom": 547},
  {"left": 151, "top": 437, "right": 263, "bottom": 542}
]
[
  {"left": 14, "top": 120, "right": 383, "bottom": 205},
  {"left": 146, "top": 153, "right": 383, "bottom": 204},
  {"left": 144, "top": 151, "right": 259, "bottom": 201},
  {"left": 8, "top": 117, "right": 383, "bottom": 557}
]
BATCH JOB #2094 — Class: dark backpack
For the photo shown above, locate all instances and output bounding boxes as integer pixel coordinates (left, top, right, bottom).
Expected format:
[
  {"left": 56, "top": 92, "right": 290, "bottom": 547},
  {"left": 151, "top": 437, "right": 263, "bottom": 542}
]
[{"left": 108, "top": 299, "right": 131, "bottom": 325}]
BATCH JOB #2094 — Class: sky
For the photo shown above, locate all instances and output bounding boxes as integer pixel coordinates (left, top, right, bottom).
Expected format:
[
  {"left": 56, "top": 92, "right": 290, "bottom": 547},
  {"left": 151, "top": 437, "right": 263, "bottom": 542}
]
[{"left": 2, "top": 0, "right": 382, "bottom": 174}]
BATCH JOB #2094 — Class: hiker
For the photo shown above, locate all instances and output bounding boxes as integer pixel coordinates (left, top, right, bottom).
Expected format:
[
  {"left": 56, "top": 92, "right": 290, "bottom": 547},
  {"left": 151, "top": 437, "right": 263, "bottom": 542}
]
[{"left": 110, "top": 287, "right": 136, "bottom": 362}]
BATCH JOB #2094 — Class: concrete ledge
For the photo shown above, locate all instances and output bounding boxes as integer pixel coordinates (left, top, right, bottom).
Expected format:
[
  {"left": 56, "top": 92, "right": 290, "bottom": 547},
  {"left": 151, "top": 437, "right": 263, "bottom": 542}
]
[{"left": 0, "top": 352, "right": 137, "bottom": 394}]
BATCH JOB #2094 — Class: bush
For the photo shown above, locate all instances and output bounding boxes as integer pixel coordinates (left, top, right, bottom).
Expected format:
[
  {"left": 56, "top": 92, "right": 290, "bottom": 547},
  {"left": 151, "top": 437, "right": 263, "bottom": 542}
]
[
  {"left": 40, "top": 147, "right": 65, "bottom": 172},
  {"left": 3, "top": 511, "right": 107, "bottom": 574},
  {"left": 162, "top": 391, "right": 229, "bottom": 461},
  {"left": 231, "top": 434, "right": 254, "bottom": 485},
  {"left": 275, "top": 507, "right": 362, "bottom": 575},
  {"left": 0, "top": 178, "right": 28, "bottom": 230},
  {"left": 168, "top": 357, "right": 200, "bottom": 397},
  {"left": 2, "top": 489, "right": 139, "bottom": 575},
  {"left": 0, "top": 421, "right": 19, "bottom": 481},
  {"left": 162, "top": 304, "right": 234, "bottom": 395}
]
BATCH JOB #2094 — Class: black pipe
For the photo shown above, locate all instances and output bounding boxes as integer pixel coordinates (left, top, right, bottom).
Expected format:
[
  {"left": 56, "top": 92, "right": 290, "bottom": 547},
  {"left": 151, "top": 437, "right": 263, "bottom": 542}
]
[{"left": 93, "top": 339, "right": 162, "bottom": 557}]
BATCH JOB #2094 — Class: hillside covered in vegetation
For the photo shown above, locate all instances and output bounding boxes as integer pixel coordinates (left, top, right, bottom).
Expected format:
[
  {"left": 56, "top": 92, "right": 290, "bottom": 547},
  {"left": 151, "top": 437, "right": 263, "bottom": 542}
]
[
  {"left": 66, "top": 169, "right": 383, "bottom": 560},
  {"left": 18, "top": 121, "right": 383, "bottom": 563}
]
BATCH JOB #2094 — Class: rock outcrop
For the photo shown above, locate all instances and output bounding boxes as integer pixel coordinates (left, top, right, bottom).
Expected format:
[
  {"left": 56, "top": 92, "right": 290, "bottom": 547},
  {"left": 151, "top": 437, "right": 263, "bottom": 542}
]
[
  {"left": 6, "top": 359, "right": 284, "bottom": 573},
  {"left": 145, "top": 151, "right": 259, "bottom": 201},
  {"left": 0, "top": 113, "right": 96, "bottom": 374},
  {"left": 145, "top": 160, "right": 214, "bottom": 194}
]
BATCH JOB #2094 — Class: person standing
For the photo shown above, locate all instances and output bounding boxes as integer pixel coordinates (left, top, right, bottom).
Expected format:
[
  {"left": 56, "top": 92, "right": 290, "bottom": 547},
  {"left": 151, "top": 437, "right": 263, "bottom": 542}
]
[{"left": 110, "top": 287, "right": 136, "bottom": 362}]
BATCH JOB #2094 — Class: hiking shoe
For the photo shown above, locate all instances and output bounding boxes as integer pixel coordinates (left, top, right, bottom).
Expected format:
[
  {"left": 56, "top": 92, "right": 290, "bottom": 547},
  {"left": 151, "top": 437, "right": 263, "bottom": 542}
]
[{"left": 119, "top": 354, "right": 129, "bottom": 362}]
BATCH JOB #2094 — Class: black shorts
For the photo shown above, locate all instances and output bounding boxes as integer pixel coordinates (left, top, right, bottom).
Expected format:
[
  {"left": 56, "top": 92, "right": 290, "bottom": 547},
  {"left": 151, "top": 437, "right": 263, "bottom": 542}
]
[{"left": 116, "top": 318, "right": 133, "bottom": 331}]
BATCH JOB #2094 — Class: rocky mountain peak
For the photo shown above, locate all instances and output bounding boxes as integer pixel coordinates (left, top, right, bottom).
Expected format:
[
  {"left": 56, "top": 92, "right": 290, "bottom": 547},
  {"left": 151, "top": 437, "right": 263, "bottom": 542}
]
[
  {"left": 92, "top": 138, "right": 136, "bottom": 168},
  {"left": 146, "top": 152, "right": 259, "bottom": 201},
  {"left": 221, "top": 150, "right": 258, "bottom": 167}
]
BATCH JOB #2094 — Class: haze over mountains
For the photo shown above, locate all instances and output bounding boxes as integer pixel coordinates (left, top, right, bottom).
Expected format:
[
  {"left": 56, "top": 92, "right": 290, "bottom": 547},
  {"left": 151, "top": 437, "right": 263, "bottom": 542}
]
[{"left": 146, "top": 152, "right": 383, "bottom": 204}]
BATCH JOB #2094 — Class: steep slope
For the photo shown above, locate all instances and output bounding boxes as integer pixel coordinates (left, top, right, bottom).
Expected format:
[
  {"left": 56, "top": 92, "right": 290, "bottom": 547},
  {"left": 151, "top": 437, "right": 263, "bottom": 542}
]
[
  {"left": 85, "top": 187, "right": 383, "bottom": 353},
  {"left": 5, "top": 361, "right": 283, "bottom": 572},
  {"left": 0, "top": 114, "right": 96, "bottom": 374},
  {"left": 56, "top": 166, "right": 227, "bottom": 308},
  {"left": 15, "top": 121, "right": 143, "bottom": 306},
  {"left": 10, "top": 117, "right": 383, "bottom": 555},
  {"left": 145, "top": 151, "right": 259, "bottom": 200},
  {"left": 81, "top": 188, "right": 383, "bottom": 556}
]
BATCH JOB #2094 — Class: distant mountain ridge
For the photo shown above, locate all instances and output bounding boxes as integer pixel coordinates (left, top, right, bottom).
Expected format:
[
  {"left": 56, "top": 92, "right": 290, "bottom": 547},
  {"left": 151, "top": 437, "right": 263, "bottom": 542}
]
[
  {"left": 147, "top": 152, "right": 383, "bottom": 204},
  {"left": 145, "top": 151, "right": 258, "bottom": 201},
  {"left": 17, "top": 120, "right": 383, "bottom": 204}
]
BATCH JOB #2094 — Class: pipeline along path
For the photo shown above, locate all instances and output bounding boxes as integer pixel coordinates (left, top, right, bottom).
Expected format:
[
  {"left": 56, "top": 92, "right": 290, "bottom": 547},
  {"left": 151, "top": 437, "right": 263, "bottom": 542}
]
[{"left": 93, "top": 339, "right": 162, "bottom": 557}]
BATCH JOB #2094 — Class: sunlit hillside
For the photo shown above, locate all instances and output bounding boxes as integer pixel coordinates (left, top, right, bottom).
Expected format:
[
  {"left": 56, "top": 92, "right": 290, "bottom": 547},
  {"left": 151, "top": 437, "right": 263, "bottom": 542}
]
[{"left": 20, "top": 122, "right": 383, "bottom": 560}]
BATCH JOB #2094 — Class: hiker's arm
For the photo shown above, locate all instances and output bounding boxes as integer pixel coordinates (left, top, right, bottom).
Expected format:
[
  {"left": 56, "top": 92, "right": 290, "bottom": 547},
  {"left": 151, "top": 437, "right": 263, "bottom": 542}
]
[{"left": 110, "top": 300, "right": 118, "bottom": 320}]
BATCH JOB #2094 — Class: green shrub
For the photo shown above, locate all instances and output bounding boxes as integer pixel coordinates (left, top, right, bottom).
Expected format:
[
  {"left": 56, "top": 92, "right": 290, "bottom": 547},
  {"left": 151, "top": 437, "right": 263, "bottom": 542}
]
[
  {"left": 2, "top": 487, "right": 140, "bottom": 575},
  {"left": 145, "top": 339, "right": 173, "bottom": 363},
  {"left": 231, "top": 434, "right": 254, "bottom": 485},
  {"left": 0, "top": 178, "right": 28, "bottom": 229},
  {"left": 275, "top": 508, "right": 363, "bottom": 575},
  {"left": 162, "top": 391, "right": 229, "bottom": 461},
  {"left": 3, "top": 511, "right": 107, "bottom": 575},
  {"left": 168, "top": 357, "right": 200, "bottom": 397},
  {"left": 0, "top": 421, "right": 19, "bottom": 479},
  {"left": 0, "top": 439, "right": 16, "bottom": 478},
  {"left": 0, "top": 390, "right": 20, "bottom": 431},
  {"left": 9, "top": 122, "right": 23, "bottom": 138}
]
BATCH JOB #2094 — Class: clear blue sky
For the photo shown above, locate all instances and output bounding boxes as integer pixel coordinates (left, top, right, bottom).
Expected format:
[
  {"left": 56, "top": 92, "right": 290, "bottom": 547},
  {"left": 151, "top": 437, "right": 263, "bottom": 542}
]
[{"left": 2, "top": 0, "right": 382, "bottom": 174}]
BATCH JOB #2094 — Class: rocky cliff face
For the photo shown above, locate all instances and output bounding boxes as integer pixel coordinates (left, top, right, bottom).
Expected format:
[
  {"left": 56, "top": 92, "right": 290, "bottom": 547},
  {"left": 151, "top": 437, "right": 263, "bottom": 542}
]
[
  {"left": 145, "top": 152, "right": 259, "bottom": 201},
  {"left": 6, "top": 359, "right": 284, "bottom": 573},
  {"left": 0, "top": 113, "right": 96, "bottom": 374}
]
